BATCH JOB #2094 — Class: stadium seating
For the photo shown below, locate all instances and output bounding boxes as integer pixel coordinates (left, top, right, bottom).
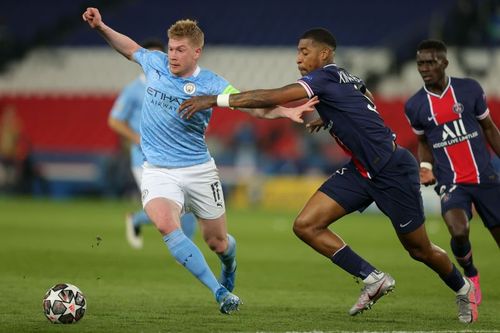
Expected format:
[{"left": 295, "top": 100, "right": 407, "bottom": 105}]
[{"left": 1, "top": 0, "right": 498, "bottom": 202}]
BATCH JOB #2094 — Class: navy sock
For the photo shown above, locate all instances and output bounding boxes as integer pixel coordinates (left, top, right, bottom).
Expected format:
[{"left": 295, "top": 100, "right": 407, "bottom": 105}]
[
  {"left": 441, "top": 264, "right": 465, "bottom": 292},
  {"left": 330, "top": 245, "right": 376, "bottom": 279},
  {"left": 450, "top": 238, "right": 478, "bottom": 277}
]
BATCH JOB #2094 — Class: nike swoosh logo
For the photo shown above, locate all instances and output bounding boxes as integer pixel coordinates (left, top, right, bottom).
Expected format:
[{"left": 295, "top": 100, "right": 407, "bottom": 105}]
[
  {"left": 368, "top": 278, "right": 386, "bottom": 300},
  {"left": 399, "top": 220, "right": 413, "bottom": 228},
  {"left": 427, "top": 116, "right": 435, "bottom": 121}
]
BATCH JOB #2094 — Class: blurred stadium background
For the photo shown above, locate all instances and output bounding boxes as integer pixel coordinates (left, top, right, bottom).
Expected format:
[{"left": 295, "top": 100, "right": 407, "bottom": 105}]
[{"left": 0, "top": 0, "right": 499, "bottom": 213}]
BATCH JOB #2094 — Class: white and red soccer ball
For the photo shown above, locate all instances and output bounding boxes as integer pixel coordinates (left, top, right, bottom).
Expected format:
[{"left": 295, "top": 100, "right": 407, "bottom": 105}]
[{"left": 42, "top": 283, "right": 86, "bottom": 324}]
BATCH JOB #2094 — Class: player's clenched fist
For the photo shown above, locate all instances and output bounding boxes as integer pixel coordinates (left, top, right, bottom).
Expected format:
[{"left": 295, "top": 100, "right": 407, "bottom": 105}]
[
  {"left": 419, "top": 167, "right": 436, "bottom": 186},
  {"left": 82, "top": 7, "right": 102, "bottom": 29}
]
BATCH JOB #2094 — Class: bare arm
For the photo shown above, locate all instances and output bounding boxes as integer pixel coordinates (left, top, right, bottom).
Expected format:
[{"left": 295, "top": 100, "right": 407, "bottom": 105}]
[
  {"left": 178, "top": 83, "right": 309, "bottom": 119},
  {"left": 108, "top": 117, "right": 140, "bottom": 145},
  {"left": 479, "top": 114, "right": 500, "bottom": 157},
  {"left": 417, "top": 134, "right": 436, "bottom": 186},
  {"left": 82, "top": 7, "right": 140, "bottom": 61},
  {"left": 240, "top": 96, "right": 319, "bottom": 123}
]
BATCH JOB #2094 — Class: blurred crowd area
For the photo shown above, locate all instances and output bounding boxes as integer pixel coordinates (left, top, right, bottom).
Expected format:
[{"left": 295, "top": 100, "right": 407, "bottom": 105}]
[{"left": 0, "top": 0, "right": 499, "bottom": 201}]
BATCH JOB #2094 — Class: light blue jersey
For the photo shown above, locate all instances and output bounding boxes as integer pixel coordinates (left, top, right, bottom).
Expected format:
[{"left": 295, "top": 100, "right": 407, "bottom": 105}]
[
  {"left": 109, "top": 75, "right": 146, "bottom": 167},
  {"left": 133, "top": 48, "right": 236, "bottom": 168}
]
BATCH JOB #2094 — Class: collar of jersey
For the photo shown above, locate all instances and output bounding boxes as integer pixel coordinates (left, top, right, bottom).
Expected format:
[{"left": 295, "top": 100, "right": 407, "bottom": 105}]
[
  {"left": 168, "top": 65, "right": 201, "bottom": 79},
  {"left": 423, "top": 76, "right": 451, "bottom": 99}
]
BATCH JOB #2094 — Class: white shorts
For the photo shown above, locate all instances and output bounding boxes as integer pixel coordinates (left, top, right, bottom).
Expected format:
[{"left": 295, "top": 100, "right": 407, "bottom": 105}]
[{"left": 141, "top": 159, "right": 225, "bottom": 219}]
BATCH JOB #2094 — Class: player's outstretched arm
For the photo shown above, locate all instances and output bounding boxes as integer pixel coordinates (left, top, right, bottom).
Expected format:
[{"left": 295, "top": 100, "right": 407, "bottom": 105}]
[
  {"left": 82, "top": 7, "right": 140, "bottom": 61},
  {"left": 178, "top": 83, "right": 308, "bottom": 119},
  {"left": 242, "top": 96, "right": 319, "bottom": 123},
  {"left": 479, "top": 115, "right": 500, "bottom": 157},
  {"left": 417, "top": 134, "right": 436, "bottom": 186}
]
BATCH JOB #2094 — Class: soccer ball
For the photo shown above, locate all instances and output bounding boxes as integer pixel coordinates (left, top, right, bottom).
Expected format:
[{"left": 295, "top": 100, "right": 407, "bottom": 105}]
[{"left": 42, "top": 283, "right": 87, "bottom": 324}]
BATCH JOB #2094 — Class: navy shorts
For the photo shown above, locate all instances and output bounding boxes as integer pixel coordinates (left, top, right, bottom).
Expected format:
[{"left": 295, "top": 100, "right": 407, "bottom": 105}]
[
  {"left": 435, "top": 183, "right": 500, "bottom": 229},
  {"left": 319, "top": 147, "right": 425, "bottom": 234}
]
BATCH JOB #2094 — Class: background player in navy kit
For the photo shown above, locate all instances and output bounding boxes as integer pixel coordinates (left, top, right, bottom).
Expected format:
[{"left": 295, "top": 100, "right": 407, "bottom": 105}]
[
  {"left": 109, "top": 38, "right": 197, "bottom": 249},
  {"left": 179, "top": 28, "right": 478, "bottom": 323},
  {"left": 405, "top": 39, "right": 500, "bottom": 306}
]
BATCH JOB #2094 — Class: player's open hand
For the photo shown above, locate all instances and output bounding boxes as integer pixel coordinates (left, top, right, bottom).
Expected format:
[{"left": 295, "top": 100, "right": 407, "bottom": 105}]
[
  {"left": 178, "top": 96, "right": 216, "bottom": 119},
  {"left": 419, "top": 167, "right": 436, "bottom": 186},
  {"left": 306, "top": 117, "right": 326, "bottom": 133},
  {"left": 281, "top": 96, "right": 319, "bottom": 123},
  {"left": 82, "top": 7, "right": 103, "bottom": 29}
]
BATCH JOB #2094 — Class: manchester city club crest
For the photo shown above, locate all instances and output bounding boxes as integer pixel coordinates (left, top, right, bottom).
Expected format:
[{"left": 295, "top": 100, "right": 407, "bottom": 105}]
[
  {"left": 183, "top": 82, "right": 196, "bottom": 95},
  {"left": 452, "top": 102, "right": 464, "bottom": 114}
]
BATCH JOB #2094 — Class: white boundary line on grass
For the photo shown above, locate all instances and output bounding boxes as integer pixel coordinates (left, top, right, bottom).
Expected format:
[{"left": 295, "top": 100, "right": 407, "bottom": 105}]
[{"left": 255, "top": 330, "right": 500, "bottom": 333}]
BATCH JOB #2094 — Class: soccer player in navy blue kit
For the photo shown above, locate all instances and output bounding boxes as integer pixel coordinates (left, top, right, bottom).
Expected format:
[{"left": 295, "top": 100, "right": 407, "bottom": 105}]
[
  {"left": 109, "top": 39, "right": 197, "bottom": 249},
  {"left": 405, "top": 39, "right": 500, "bottom": 306},
  {"left": 83, "top": 7, "right": 315, "bottom": 314},
  {"left": 179, "top": 28, "right": 478, "bottom": 323}
]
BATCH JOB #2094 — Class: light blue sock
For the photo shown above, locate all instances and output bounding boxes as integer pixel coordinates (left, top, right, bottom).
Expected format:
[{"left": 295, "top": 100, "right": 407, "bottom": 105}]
[
  {"left": 180, "top": 213, "right": 197, "bottom": 240},
  {"left": 163, "top": 229, "right": 221, "bottom": 295},
  {"left": 132, "top": 210, "right": 151, "bottom": 227},
  {"left": 218, "top": 234, "right": 236, "bottom": 272}
]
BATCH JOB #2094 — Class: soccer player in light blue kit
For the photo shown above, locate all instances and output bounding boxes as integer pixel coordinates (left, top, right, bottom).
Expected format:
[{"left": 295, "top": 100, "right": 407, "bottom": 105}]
[
  {"left": 83, "top": 7, "right": 317, "bottom": 314},
  {"left": 108, "top": 39, "right": 197, "bottom": 249}
]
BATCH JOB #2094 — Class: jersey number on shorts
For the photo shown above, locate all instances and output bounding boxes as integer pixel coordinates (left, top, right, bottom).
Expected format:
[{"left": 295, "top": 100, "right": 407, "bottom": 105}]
[{"left": 211, "top": 181, "right": 223, "bottom": 208}]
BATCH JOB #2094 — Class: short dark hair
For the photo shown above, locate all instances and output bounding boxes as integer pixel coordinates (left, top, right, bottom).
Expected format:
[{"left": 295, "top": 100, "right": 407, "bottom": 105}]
[
  {"left": 300, "top": 28, "right": 337, "bottom": 50},
  {"left": 417, "top": 39, "right": 447, "bottom": 53},
  {"left": 141, "top": 38, "right": 164, "bottom": 50}
]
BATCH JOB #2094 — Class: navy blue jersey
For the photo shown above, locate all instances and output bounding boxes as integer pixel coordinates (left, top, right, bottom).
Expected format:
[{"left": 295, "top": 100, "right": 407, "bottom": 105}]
[
  {"left": 298, "top": 64, "right": 396, "bottom": 178},
  {"left": 405, "top": 77, "right": 497, "bottom": 185}
]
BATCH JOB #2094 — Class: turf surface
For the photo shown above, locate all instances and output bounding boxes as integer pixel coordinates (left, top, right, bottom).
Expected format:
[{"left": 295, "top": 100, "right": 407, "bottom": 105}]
[{"left": 0, "top": 197, "right": 498, "bottom": 332}]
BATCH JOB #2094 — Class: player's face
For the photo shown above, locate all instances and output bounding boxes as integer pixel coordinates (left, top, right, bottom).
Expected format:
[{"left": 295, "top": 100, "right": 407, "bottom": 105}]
[
  {"left": 416, "top": 49, "right": 447, "bottom": 86},
  {"left": 296, "top": 39, "right": 324, "bottom": 76},
  {"left": 168, "top": 38, "right": 201, "bottom": 77}
]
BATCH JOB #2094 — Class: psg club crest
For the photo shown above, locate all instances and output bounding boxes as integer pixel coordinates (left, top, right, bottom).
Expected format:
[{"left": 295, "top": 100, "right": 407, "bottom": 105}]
[
  {"left": 183, "top": 82, "right": 196, "bottom": 95},
  {"left": 452, "top": 102, "right": 464, "bottom": 114}
]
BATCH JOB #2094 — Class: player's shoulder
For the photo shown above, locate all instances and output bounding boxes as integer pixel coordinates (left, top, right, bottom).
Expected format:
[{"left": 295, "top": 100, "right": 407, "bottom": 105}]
[
  {"left": 136, "top": 48, "right": 167, "bottom": 66},
  {"left": 320, "top": 64, "right": 340, "bottom": 78},
  {"left": 196, "top": 67, "right": 230, "bottom": 86},
  {"left": 197, "top": 66, "right": 221, "bottom": 78},
  {"left": 405, "top": 87, "right": 426, "bottom": 113},
  {"left": 302, "top": 64, "right": 340, "bottom": 83},
  {"left": 450, "top": 76, "right": 483, "bottom": 90},
  {"left": 451, "top": 77, "right": 486, "bottom": 99}
]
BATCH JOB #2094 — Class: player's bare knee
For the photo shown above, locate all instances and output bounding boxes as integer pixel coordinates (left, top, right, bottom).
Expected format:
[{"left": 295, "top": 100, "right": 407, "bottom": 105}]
[
  {"left": 443, "top": 211, "right": 469, "bottom": 238},
  {"left": 154, "top": 222, "right": 178, "bottom": 236},
  {"left": 448, "top": 224, "right": 469, "bottom": 240},
  {"left": 292, "top": 217, "right": 309, "bottom": 238},
  {"left": 406, "top": 246, "right": 428, "bottom": 262},
  {"left": 205, "top": 237, "right": 227, "bottom": 254},
  {"left": 293, "top": 216, "right": 325, "bottom": 240}
]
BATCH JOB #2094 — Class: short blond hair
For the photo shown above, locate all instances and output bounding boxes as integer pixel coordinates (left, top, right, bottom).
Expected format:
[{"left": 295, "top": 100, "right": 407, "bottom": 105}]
[{"left": 167, "top": 19, "right": 204, "bottom": 48}]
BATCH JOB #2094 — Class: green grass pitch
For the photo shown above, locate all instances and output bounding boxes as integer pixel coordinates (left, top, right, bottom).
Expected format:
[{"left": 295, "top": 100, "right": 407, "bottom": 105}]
[{"left": 0, "top": 197, "right": 498, "bottom": 332}]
